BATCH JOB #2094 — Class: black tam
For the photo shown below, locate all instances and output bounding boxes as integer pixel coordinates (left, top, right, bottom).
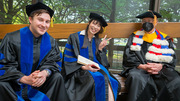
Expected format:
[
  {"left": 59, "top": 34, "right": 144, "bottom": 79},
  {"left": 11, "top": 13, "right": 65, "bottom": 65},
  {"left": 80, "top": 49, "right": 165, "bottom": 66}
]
[
  {"left": 89, "top": 12, "right": 108, "bottom": 27},
  {"left": 26, "top": 2, "right": 54, "bottom": 18},
  {"left": 136, "top": 11, "right": 162, "bottom": 19}
]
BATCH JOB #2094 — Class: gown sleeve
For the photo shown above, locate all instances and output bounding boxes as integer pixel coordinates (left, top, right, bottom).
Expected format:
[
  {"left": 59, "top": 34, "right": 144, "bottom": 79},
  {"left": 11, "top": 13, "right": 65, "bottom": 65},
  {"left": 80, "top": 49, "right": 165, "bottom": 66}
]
[
  {"left": 96, "top": 48, "right": 110, "bottom": 69},
  {"left": 0, "top": 33, "right": 24, "bottom": 82},
  {"left": 62, "top": 33, "right": 83, "bottom": 76}
]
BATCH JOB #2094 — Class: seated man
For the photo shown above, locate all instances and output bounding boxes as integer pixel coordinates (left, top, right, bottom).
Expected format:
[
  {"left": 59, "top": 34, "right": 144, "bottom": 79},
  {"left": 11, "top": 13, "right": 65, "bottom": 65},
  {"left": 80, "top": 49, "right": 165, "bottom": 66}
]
[
  {"left": 0, "top": 2, "right": 69, "bottom": 101},
  {"left": 121, "top": 10, "right": 180, "bottom": 101}
]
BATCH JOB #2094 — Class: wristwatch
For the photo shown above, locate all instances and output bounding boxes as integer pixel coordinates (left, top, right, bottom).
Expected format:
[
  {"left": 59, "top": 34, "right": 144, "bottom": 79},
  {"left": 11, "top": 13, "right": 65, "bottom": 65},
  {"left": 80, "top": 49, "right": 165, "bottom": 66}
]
[{"left": 45, "top": 70, "right": 50, "bottom": 77}]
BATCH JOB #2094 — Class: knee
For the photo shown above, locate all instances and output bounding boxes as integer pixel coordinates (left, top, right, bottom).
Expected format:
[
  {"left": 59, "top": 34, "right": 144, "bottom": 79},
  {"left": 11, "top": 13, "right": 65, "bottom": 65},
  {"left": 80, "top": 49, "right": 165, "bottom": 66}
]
[
  {"left": 173, "top": 78, "right": 180, "bottom": 88},
  {"left": 50, "top": 72, "right": 64, "bottom": 81},
  {"left": 127, "top": 69, "right": 147, "bottom": 83},
  {"left": 128, "top": 70, "right": 142, "bottom": 79},
  {"left": 0, "top": 82, "right": 9, "bottom": 89}
]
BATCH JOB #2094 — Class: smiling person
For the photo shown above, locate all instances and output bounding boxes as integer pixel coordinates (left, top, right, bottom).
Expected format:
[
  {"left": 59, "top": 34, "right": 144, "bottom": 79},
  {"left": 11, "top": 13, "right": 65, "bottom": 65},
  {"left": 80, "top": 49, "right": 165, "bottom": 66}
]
[
  {"left": 121, "top": 11, "right": 180, "bottom": 101},
  {"left": 61, "top": 13, "right": 120, "bottom": 101},
  {"left": 0, "top": 2, "right": 69, "bottom": 101}
]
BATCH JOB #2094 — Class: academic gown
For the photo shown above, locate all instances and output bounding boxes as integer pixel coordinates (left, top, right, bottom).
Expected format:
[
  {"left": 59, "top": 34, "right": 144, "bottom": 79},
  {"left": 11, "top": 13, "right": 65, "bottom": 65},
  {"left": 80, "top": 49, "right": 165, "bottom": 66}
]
[
  {"left": 61, "top": 31, "right": 120, "bottom": 101},
  {"left": 0, "top": 27, "right": 69, "bottom": 101},
  {"left": 121, "top": 30, "right": 180, "bottom": 101}
]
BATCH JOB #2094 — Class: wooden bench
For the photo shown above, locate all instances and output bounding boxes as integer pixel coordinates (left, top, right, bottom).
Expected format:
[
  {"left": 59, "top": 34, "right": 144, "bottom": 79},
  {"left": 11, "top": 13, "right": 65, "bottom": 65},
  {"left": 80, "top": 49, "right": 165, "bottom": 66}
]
[{"left": 0, "top": 22, "right": 180, "bottom": 100}]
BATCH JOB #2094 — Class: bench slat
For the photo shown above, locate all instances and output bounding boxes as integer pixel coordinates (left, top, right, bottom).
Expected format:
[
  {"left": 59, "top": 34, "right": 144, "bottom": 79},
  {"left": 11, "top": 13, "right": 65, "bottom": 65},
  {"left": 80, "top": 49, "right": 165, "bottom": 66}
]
[{"left": 0, "top": 22, "right": 180, "bottom": 39}]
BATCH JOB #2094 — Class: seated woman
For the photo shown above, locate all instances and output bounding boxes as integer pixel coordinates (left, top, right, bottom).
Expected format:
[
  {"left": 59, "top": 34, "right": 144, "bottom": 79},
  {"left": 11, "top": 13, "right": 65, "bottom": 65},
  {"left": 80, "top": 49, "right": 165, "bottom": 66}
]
[{"left": 61, "top": 12, "right": 120, "bottom": 101}]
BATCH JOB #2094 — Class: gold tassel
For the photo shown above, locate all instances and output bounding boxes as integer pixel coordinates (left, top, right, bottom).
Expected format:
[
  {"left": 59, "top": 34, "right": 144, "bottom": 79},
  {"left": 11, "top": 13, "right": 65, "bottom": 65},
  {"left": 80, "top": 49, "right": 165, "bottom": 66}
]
[
  {"left": 51, "top": 17, "right": 54, "bottom": 27},
  {"left": 148, "top": 10, "right": 157, "bottom": 26},
  {"left": 153, "top": 15, "right": 157, "bottom": 26},
  {"left": 103, "top": 27, "right": 106, "bottom": 33}
]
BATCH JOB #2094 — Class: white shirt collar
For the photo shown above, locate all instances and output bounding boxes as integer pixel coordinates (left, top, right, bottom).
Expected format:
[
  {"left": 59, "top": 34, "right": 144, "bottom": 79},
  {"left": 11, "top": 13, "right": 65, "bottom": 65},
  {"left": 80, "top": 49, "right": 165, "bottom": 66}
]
[
  {"left": 80, "top": 30, "right": 86, "bottom": 35},
  {"left": 79, "top": 30, "right": 95, "bottom": 37}
]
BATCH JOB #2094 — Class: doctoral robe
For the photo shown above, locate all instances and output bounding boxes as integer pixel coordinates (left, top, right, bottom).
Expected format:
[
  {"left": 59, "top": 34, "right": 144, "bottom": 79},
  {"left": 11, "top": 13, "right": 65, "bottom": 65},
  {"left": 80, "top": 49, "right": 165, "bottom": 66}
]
[
  {"left": 121, "top": 29, "right": 180, "bottom": 101},
  {"left": 61, "top": 30, "right": 120, "bottom": 101},
  {"left": 0, "top": 27, "right": 69, "bottom": 101}
]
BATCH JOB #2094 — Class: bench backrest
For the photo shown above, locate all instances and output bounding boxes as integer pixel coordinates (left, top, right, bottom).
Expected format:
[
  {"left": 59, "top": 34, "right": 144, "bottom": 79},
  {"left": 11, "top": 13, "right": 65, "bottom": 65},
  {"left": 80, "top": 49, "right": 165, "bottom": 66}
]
[{"left": 0, "top": 22, "right": 180, "bottom": 39}]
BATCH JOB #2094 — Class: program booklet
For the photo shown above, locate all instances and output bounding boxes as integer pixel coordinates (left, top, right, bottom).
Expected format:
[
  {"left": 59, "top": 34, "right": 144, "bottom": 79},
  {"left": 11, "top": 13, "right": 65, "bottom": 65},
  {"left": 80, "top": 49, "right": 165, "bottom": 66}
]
[{"left": 77, "top": 55, "right": 100, "bottom": 69}]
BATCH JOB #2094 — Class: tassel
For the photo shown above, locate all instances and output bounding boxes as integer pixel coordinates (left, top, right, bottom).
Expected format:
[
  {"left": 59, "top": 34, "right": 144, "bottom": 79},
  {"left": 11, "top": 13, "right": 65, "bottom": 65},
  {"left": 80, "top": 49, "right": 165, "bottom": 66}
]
[
  {"left": 153, "top": 15, "right": 157, "bottom": 26},
  {"left": 148, "top": 10, "right": 157, "bottom": 26},
  {"left": 103, "top": 27, "right": 106, "bottom": 33},
  {"left": 51, "top": 17, "right": 54, "bottom": 27}
]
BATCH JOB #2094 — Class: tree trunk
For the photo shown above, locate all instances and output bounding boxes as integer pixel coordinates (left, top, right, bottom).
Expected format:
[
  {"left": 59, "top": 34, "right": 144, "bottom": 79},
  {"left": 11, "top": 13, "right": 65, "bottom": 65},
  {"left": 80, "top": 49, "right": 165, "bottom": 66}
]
[{"left": 108, "top": 0, "right": 116, "bottom": 67}]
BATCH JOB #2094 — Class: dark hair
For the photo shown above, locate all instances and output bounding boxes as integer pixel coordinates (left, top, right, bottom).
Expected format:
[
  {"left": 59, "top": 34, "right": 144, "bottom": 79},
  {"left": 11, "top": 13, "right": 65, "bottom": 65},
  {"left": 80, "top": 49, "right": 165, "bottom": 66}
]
[
  {"left": 82, "top": 19, "right": 104, "bottom": 54},
  {"left": 29, "top": 9, "right": 50, "bottom": 19}
]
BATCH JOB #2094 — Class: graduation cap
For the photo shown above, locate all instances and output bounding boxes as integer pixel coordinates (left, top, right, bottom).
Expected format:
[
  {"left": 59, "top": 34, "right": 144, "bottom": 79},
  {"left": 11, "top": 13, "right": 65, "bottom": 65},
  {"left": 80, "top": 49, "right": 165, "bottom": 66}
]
[
  {"left": 89, "top": 13, "right": 108, "bottom": 27},
  {"left": 26, "top": 2, "right": 54, "bottom": 18},
  {"left": 136, "top": 11, "right": 162, "bottom": 19}
]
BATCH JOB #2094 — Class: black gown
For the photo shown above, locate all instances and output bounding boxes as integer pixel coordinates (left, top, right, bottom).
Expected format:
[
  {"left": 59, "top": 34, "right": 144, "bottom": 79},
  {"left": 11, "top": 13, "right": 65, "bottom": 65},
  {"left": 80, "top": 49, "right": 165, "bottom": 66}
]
[
  {"left": 121, "top": 30, "right": 180, "bottom": 101},
  {"left": 61, "top": 30, "right": 120, "bottom": 101},
  {"left": 0, "top": 27, "right": 69, "bottom": 101}
]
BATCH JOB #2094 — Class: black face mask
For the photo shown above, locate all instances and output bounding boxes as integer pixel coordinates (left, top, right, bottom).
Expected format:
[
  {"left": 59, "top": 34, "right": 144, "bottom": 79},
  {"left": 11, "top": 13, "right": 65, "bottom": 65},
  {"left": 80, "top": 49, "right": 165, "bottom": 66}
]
[{"left": 142, "top": 22, "right": 154, "bottom": 32}]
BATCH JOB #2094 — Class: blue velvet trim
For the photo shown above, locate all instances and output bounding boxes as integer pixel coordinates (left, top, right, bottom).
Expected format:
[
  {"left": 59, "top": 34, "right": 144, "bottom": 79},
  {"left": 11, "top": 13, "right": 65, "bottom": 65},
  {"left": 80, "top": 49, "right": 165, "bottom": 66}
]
[
  {"left": 65, "top": 43, "right": 74, "bottom": 50},
  {"left": 56, "top": 53, "right": 63, "bottom": 71},
  {"left": 38, "top": 32, "right": 51, "bottom": 68},
  {"left": 17, "top": 96, "right": 25, "bottom": 101},
  {"left": 88, "top": 71, "right": 106, "bottom": 101},
  {"left": 0, "top": 52, "right": 4, "bottom": 60},
  {"left": 64, "top": 50, "right": 75, "bottom": 57},
  {"left": 92, "top": 38, "right": 119, "bottom": 99},
  {"left": 28, "top": 85, "right": 50, "bottom": 101},
  {"left": 99, "top": 64, "right": 119, "bottom": 100},
  {"left": 16, "top": 88, "right": 24, "bottom": 101},
  {"left": 92, "top": 38, "right": 99, "bottom": 63},
  {"left": 64, "top": 57, "right": 77, "bottom": 62},
  {"left": 20, "top": 27, "right": 34, "bottom": 75},
  {"left": 78, "top": 32, "right": 89, "bottom": 59},
  {"left": 0, "top": 53, "right": 5, "bottom": 75},
  {"left": 56, "top": 61, "right": 62, "bottom": 71},
  {"left": 60, "top": 52, "right": 63, "bottom": 59},
  {"left": 0, "top": 70, "right": 5, "bottom": 76}
]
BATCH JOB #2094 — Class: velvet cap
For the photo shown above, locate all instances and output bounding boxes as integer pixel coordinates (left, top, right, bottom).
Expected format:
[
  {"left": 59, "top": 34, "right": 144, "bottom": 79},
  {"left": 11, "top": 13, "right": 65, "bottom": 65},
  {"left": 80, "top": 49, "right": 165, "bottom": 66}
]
[
  {"left": 89, "top": 12, "right": 108, "bottom": 27},
  {"left": 26, "top": 2, "right": 54, "bottom": 18},
  {"left": 136, "top": 11, "right": 162, "bottom": 19}
]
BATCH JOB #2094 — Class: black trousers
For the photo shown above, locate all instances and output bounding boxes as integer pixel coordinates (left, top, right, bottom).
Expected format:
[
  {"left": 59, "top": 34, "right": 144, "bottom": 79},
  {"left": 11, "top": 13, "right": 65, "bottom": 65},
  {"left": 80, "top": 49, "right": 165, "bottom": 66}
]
[
  {"left": 0, "top": 72, "right": 69, "bottom": 101},
  {"left": 125, "top": 68, "right": 180, "bottom": 101}
]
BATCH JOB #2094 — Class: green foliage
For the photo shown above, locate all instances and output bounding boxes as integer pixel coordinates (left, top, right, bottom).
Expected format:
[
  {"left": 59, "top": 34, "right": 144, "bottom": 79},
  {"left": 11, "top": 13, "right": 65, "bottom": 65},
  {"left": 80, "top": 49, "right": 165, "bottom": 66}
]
[
  {"left": 0, "top": 0, "right": 30, "bottom": 24},
  {"left": 159, "top": 0, "right": 180, "bottom": 22},
  {"left": 0, "top": 0, "right": 179, "bottom": 24}
]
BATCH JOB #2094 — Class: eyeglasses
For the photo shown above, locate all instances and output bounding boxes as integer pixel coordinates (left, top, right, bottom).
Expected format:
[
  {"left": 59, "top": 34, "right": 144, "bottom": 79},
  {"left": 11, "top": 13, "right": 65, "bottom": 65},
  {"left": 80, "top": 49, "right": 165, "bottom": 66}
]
[{"left": 142, "top": 19, "right": 154, "bottom": 23}]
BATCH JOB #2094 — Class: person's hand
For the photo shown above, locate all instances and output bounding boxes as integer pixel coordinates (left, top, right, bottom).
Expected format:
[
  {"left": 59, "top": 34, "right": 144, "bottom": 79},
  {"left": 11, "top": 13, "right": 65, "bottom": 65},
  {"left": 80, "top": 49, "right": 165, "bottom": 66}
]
[
  {"left": 137, "top": 64, "right": 152, "bottom": 72},
  {"left": 137, "top": 63, "right": 163, "bottom": 74},
  {"left": 81, "top": 64, "right": 100, "bottom": 72},
  {"left": 32, "top": 70, "right": 48, "bottom": 87},
  {"left": 147, "top": 63, "right": 163, "bottom": 74},
  {"left": 99, "top": 35, "right": 111, "bottom": 51},
  {"left": 19, "top": 70, "right": 40, "bottom": 85}
]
